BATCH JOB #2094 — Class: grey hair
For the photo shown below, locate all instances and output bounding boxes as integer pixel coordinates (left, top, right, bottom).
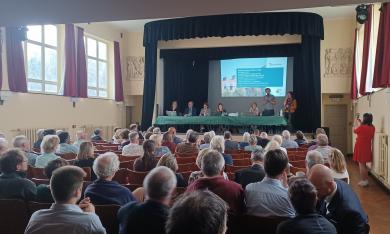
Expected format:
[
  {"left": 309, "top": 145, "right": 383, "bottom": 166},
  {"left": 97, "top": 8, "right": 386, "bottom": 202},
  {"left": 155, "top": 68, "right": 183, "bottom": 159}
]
[
  {"left": 242, "top": 132, "right": 250, "bottom": 142},
  {"left": 129, "top": 131, "right": 139, "bottom": 142},
  {"left": 153, "top": 127, "right": 161, "bottom": 135},
  {"left": 264, "top": 140, "right": 280, "bottom": 152},
  {"left": 260, "top": 132, "right": 268, "bottom": 139},
  {"left": 93, "top": 152, "right": 120, "bottom": 179},
  {"left": 282, "top": 130, "right": 291, "bottom": 140},
  {"left": 12, "top": 135, "right": 28, "bottom": 148},
  {"left": 272, "top": 135, "right": 283, "bottom": 145},
  {"left": 209, "top": 136, "right": 225, "bottom": 153},
  {"left": 0, "top": 138, "right": 9, "bottom": 152},
  {"left": 251, "top": 149, "right": 265, "bottom": 162},
  {"left": 185, "top": 129, "right": 194, "bottom": 140},
  {"left": 317, "top": 134, "right": 329, "bottom": 146},
  {"left": 201, "top": 150, "right": 225, "bottom": 177},
  {"left": 249, "top": 135, "right": 257, "bottom": 145},
  {"left": 203, "top": 132, "right": 212, "bottom": 144},
  {"left": 306, "top": 150, "right": 324, "bottom": 170},
  {"left": 209, "top": 131, "right": 216, "bottom": 139},
  {"left": 150, "top": 134, "right": 162, "bottom": 146},
  {"left": 0, "top": 132, "right": 6, "bottom": 139},
  {"left": 144, "top": 166, "right": 177, "bottom": 200}
]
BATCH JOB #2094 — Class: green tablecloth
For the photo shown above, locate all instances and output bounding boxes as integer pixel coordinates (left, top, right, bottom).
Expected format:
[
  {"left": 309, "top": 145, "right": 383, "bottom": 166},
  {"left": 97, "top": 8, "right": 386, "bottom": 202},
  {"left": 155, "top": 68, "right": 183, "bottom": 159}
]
[{"left": 155, "top": 116, "right": 287, "bottom": 126}]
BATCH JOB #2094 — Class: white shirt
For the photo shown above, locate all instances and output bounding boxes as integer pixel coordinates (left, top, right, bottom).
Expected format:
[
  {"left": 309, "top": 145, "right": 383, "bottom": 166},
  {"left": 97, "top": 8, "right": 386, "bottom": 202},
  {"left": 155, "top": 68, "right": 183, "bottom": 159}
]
[
  {"left": 331, "top": 169, "right": 350, "bottom": 184},
  {"left": 122, "top": 143, "right": 144, "bottom": 156}
]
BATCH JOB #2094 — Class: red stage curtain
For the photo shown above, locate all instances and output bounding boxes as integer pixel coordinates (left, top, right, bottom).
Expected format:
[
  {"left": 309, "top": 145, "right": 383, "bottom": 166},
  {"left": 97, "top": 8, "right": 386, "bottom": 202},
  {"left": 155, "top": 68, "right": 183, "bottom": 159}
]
[
  {"left": 63, "top": 24, "right": 77, "bottom": 97},
  {"left": 351, "top": 29, "right": 358, "bottom": 100},
  {"left": 76, "top": 27, "right": 88, "bottom": 98},
  {"left": 114, "top": 41, "right": 124, "bottom": 102}
]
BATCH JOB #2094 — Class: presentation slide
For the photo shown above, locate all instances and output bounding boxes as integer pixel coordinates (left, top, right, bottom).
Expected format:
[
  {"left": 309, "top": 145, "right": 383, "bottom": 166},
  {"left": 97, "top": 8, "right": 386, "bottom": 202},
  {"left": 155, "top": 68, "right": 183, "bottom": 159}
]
[{"left": 221, "top": 57, "right": 288, "bottom": 97}]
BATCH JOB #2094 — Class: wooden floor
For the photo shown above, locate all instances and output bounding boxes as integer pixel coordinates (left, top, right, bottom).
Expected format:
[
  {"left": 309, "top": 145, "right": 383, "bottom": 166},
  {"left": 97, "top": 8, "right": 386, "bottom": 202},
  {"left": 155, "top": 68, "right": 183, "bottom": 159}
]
[{"left": 347, "top": 157, "right": 390, "bottom": 234}]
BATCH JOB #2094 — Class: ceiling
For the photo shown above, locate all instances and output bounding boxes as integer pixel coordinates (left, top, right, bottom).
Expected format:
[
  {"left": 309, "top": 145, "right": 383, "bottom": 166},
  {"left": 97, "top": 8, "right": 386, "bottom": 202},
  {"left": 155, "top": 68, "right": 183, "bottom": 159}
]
[
  {"left": 102, "top": 5, "right": 358, "bottom": 33},
  {"left": 0, "top": 0, "right": 383, "bottom": 27}
]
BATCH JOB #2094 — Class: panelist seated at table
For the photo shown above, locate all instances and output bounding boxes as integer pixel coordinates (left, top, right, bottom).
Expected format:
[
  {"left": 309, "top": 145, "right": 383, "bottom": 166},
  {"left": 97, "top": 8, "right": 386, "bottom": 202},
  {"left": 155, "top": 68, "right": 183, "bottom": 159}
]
[
  {"left": 183, "top": 100, "right": 197, "bottom": 116},
  {"left": 166, "top": 100, "right": 181, "bottom": 116},
  {"left": 215, "top": 103, "right": 228, "bottom": 116},
  {"left": 249, "top": 102, "right": 260, "bottom": 116},
  {"left": 261, "top": 88, "right": 277, "bottom": 116},
  {"left": 199, "top": 102, "right": 211, "bottom": 116}
]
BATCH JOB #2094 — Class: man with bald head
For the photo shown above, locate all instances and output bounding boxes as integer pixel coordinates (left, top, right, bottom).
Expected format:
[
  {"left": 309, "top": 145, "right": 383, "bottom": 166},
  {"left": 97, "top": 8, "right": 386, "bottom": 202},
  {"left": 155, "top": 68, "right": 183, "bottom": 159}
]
[{"left": 309, "top": 164, "right": 369, "bottom": 234}]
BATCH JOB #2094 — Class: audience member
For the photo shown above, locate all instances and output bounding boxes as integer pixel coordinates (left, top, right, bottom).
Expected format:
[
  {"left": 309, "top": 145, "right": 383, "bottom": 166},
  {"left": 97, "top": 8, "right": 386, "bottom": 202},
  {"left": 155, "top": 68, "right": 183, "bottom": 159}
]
[
  {"left": 276, "top": 178, "right": 337, "bottom": 234},
  {"left": 120, "top": 129, "right": 131, "bottom": 147},
  {"left": 35, "top": 135, "right": 60, "bottom": 168},
  {"left": 112, "top": 127, "right": 122, "bottom": 144},
  {"left": 150, "top": 134, "right": 171, "bottom": 157},
  {"left": 157, "top": 153, "right": 188, "bottom": 187},
  {"left": 56, "top": 130, "right": 64, "bottom": 135},
  {"left": 239, "top": 132, "right": 250, "bottom": 149},
  {"left": 91, "top": 128, "right": 104, "bottom": 142},
  {"left": 0, "top": 138, "right": 8, "bottom": 155},
  {"left": 271, "top": 135, "right": 288, "bottom": 155},
  {"left": 161, "top": 132, "right": 176, "bottom": 153},
  {"left": 74, "top": 141, "right": 97, "bottom": 180},
  {"left": 329, "top": 148, "right": 349, "bottom": 184},
  {"left": 264, "top": 140, "right": 282, "bottom": 152},
  {"left": 189, "top": 148, "right": 212, "bottom": 184},
  {"left": 199, "top": 132, "right": 212, "bottom": 150},
  {"left": 183, "top": 100, "right": 197, "bottom": 116},
  {"left": 36, "top": 158, "right": 69, "bottom": 203},
  {"left": 235, "top": 149, "right": 266, "bottom": 188},
  {"left": 122, "top": 131, "right": 144, "bottom": 156},
  {"left": 57, "top": 131, "right": 78, "bottom": 154},
  {"left": 175, "top": 131, "right": 199, "bottom": 155},
  {"left": 118, "top": 166, "right": 177, "bottom": 234},
  {"left": 309, "top": 164, "right": 369, "bottom": 234},
  {"left": 186, "top": 150, "right": 245, "bottom": 214},
  {"left": 153, "top": 127, "right": 162, "bottom": 135},
  {"left": 0, "top": 149, "right": 36, "bottom": 201},
  {"left": 129, "top": 123, "right": 144, "bottom": 140},
  {"left": 133, "top": 140, "right": 158, "bottom": 172},
  {"left": 25, "top": 166, "right": 106, "bottom": 234},
  {"left": 85, "top": 152, "right": 136, "bottom": 205},
  {"left": 166, "top": 190, "right": 228, "bottom": 234},
  {"left": 0, "top": 132, "right": 5, "bottom": 138},
  {"left": 244, "top": 135, "right": 263, "bottom": 152},
  {"left": 308, "top": 128, "right": 327, "bottom": 149},
  {"left": 294, "top": 131, "right": 307, "bottom": 146},
  {"left": 33, "top": 129, "right": 45, "bottom": 150},
  {"left": 12, "top": 135, "right": 38, "bottom": 166},
  {"left": 256, "top": 130, "right": 269, "bottom": 148},
  {"left": 168, "top": 127, "right": 182, "bottom": 145},
  {"left": 224, "top": 131, "right": 239, "bottom": 151},
  {"left": 245, "top": 149, "right": 295, "bottom": 217},
  {"left": 73, "top": 130, "right": 87, "bottom": 150},
  {"left": 210, "top": 136, "right": 233, "bottom": 165},
  {"left": 314, "top": 134, "right": 333, "bottom": 162},
  {"left": 305, "top": 150, "right": 324, "bottom": 176},
  {"left": 281, "top": 130, "right": 299, "bottom": 149}
]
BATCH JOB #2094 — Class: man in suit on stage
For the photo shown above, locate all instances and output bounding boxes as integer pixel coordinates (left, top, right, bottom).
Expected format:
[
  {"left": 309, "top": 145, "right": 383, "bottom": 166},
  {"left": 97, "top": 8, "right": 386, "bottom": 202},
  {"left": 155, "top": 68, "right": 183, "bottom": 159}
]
[
  {"left": 183, "top": 100, "right": 197, "bottom": 116},
  {"left": 309, "top": 164, "right": 369, "bottom": 234}
]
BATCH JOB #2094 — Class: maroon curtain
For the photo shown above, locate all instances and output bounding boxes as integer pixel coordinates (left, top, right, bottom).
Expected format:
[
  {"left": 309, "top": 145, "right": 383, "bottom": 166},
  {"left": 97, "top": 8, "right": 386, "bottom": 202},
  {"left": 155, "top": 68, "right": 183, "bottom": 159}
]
[
  {"left": 0, "top": 34, "right": 2, "bottom": 91},
  {"left": 5, "top": 27, "right": 27, "bottom": 92},
  {"left": 114, "top": 41, "right": 124, "bottom": 102},
  {"left": 76, "top": 27, "right": 88, "bottom": 98},
  {"left": 351, "top": 29, "right": 358, "bottom": 99},
  {"left": 63, "top": 24, "right": 77, "bottom": 97},
  {"left": 359, "top": 5, "right": 372, "bottom": 96},
  {"left": 373, "top": 3, "right": 390, "bottom": 88}
]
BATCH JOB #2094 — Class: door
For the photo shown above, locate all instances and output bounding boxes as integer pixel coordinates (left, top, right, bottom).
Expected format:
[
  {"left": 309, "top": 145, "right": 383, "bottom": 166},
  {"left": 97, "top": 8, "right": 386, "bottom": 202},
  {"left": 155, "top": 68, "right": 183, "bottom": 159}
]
[
  {"left": 324, "top": 105, "right": 348, "bottom": 154},
  {"left": 126, "top": 106, "right": 133, "bottom": 128}
]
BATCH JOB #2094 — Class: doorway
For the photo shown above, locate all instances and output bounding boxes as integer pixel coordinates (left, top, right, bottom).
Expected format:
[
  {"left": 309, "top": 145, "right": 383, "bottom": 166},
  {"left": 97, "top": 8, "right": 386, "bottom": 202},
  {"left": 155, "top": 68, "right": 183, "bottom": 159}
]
[{"left": 324, "top": 105, "right": 348, "bottom": 154}]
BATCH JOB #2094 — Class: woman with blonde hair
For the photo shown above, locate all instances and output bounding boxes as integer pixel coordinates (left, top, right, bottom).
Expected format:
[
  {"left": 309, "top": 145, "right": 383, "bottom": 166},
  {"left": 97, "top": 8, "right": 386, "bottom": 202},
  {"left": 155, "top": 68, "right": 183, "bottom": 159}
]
[
  {"left": 157, "top": 153, "right": 187, "bottom": 187},
  {"left": 150, "top": 134, "right": 171, "bottom": 157},
  {"left": 75, "top": 141, "right": 97, "bottom": 180},
  {"left": 35, "top": 135, "right": 60, "bottom": 168},
  {"left": 329, "top": 148, "right": 350, "bottom": 184},
  {"left": 239, "top": 132, "right": 251, "bottom": 149},
  {"left": 209, "top": 136, "right": 233, "bottom": 165}
]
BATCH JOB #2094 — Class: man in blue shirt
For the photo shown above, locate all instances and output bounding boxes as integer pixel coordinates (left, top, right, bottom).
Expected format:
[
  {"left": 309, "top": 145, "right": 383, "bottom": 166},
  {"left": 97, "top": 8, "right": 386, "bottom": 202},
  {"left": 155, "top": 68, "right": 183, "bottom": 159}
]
[{"left": 183, "top": 101, "right": 197, "bottom": 116}]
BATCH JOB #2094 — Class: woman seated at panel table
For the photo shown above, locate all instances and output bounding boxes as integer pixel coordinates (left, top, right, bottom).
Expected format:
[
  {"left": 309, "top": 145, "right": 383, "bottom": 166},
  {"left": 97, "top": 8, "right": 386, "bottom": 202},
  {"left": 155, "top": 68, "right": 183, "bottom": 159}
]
[
  {"left": 216, "top": 103, "right": 227, "bottom": 116},
  {"left": 249, "top": 102, "right": 260, "bottom": 116},
  {"left": 166, "top": 100, "right": 181, "bottom": 116},
  {"left": 199, "top": 102, "right": 211, "bottom": 116}
]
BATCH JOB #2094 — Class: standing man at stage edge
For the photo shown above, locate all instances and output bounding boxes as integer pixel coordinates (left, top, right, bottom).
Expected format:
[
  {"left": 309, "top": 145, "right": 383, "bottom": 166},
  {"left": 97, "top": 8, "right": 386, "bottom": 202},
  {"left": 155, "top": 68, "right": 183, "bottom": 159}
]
[{"left": 261, "top": 88, "right": 276, "bottom": 116}]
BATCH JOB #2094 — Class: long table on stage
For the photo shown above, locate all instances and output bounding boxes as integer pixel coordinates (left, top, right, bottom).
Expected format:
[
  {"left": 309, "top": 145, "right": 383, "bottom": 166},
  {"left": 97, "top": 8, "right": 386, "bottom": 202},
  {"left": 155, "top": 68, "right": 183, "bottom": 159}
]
[{"left": 155, "top": 116, "right": 287, "bottom": 132}]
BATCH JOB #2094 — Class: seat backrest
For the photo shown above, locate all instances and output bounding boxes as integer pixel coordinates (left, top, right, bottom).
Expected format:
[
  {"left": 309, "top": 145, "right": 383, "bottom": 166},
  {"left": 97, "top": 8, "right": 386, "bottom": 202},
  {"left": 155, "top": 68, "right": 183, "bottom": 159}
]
[
  {"left": 175, "top": 156, "right": 197, "bottom": 164},
  {"left": 231, "top": 153, "right": 245, "bottom": 160},
  {"left": 289, "top": 166, "right": 306, "bottom": 175},
  {"left": 233, "top": 158, "right": 251, "bottom": 167},
  {"left": 177, "top": 163, "right": 198, "bottom": 173},
  {"left": 118, "top": 155, "right": 140, "bottom": 162},
  {"left": 56, "top": 153, "right": 77, "bottom": 160},
  {"left": 31, "top": 178, "right": 50, "bottom": 185},
  {"left": 27, "top": 166, "right": 47, "bottom": 179},
  {"left": 225, "top": 165, "right": 247, "bottom": 173},
  {"left": 0, "top": 199, "right": 29, "bottom": 234},
  {"left": 112, "top": 168, "right": 130, "bottom": 184},
  {"left": 239, "top": 215, "right": 288, "bottom": 234},
  {"left": 176, "top": 153, "right": 198, "bottom": 158},
  {"left": 127, "top": 170, "right": 149, "bottom": 185},
  {"left": 180, "top": 171, "right": 192, "bottom": 183},
  {"left": 289, "top": 160, "right": 306, "bottom": 168},
  {"left": 119, "top": 160, "right": 135, "bottom": 169},
  {"left": 95, "top": 204, "right": 120, "bottom": 234},
  {"left": 82, "top": 167, "right": 92, "bottom": 181}
]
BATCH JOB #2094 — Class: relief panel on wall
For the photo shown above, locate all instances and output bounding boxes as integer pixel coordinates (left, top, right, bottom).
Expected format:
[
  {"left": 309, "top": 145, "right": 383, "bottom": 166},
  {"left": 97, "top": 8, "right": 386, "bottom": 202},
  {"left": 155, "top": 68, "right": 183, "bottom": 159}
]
[
  {"left": 324, "top": 48, "right": 352, "bottom": 78},
  {"left": 127, "top": 56, "right": 145, "bottom": 80}
]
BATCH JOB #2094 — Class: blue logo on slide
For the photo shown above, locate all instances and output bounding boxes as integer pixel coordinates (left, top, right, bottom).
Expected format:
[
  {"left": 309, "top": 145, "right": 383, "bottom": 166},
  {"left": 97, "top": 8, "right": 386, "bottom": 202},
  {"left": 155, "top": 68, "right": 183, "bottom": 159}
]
[{"left": 236, "top": 68, "right": 284, "bottom": 88}]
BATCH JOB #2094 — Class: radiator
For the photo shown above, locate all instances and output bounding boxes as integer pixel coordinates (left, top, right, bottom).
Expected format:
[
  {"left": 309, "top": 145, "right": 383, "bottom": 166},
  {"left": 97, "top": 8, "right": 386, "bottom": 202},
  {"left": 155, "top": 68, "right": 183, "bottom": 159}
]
[
  {"left": 12, "top": 127, "right": 69, "bottom": 147},
  {"left": 377, "top": 134, "right": 389, "bottom": 182}
]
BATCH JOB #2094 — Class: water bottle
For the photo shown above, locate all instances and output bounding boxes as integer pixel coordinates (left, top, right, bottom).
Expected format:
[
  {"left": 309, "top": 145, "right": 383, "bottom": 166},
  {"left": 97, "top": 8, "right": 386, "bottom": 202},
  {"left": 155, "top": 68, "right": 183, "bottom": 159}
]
[{"left": 280, "top": 109, "right": 283, "bottom": 117}]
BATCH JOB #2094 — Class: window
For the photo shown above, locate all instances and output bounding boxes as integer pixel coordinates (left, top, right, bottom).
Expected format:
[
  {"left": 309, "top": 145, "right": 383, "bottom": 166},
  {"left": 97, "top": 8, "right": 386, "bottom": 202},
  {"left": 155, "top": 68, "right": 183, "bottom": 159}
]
[
  {"left": 84, "top": 36, "right": 109, "bottom": 98},
  {"left": 25, "top": 25, "right": 59, "bottom": 94}
]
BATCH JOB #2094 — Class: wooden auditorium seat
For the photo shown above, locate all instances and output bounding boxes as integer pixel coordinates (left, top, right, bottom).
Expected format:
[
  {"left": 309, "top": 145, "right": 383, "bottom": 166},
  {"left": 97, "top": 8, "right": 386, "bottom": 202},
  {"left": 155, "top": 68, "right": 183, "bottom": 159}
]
[
  {"left": 56, "top": 153, "right": 77, "bottom": 160},
  {"left": 180, "top": 171, "right": 192, "bottom": 183},
  {"left": 95, "top": 204, "right": 121, "bottom": 234},
  {"left": 289, "top": 166, "right": 306, "bottom": 175},
  {"left": 235, "top": 215, "right": 288, "bottom": 234},
  {"left": 225, "top": 165, "right": 247, "bottom": 173},
  {"left": 175, "top": 152, "right": 198, "bottom": 158},
  {"left": 118, "top": 155, "right": 140, "bottom": 162},
  {"left": 127, "top": 170, "right": 149, "bottom": 185},
  {"left": 289, "top": 160, "right": 306, "bottom": 168},
  {"left": 31, "top": 178, "right": 50, "bottom": 185},
  {"left": 27, "top": 166, "right": 47, "bottom": 179},
  {"left": 0, "top": 199, "right": 29, "bottom": 234},
  {"left": 232, "top": 158, "right": 251, "bottom": 167},
  {"left": 177, "top": 163, "right": 198, "bottom": 173},
  {"left": 119, "top": 160, "right": 135, "bottom": 170},
  {"left": 81, "top": 167, "right": 92, "bottom": 181},
  {"left": 175, "top": 156, "right": 197, "bottom": 164},
  {"left": 113, "top": 168, "right": 130, "bottom": 184},
  {"left": 231, "top": 153, "right": 246, "bottom": 160}
]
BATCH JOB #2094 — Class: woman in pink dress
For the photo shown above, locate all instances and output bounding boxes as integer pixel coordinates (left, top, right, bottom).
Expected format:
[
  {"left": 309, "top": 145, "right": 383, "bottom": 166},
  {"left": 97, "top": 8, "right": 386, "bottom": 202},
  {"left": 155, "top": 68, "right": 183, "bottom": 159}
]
[{"left": 353, "top": 113, "right": 375, "bottom": 187}]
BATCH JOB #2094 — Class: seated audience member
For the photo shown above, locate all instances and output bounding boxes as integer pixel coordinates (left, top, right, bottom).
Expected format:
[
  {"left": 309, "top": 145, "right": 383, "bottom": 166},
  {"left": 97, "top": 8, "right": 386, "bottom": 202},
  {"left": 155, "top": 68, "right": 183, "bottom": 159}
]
[
  {"left": 235, "top": 149, "right": 266, "bottom": 188},
  {"left": 294, "top": 131, "right": 307, "bottom": 146},
  {"left": 210, "top": 136, "right": 233, "bottom": 165},
  {"left": 112, "top": 127, "right": 122, "bottom": 144},
  {"left": 264, "top": 140, "right": 282, "bottom": 152},
  {"left": 85, "top": 152, "right": 136, "bottom": 205},
  {"left": 0, "top": 138, "right": 8, "bottom": 155},
  {"left": 56, "top": 130, "right": 64, "bottom": 135},
  {"left": 33, "top": 129, "right": 45, "bottom": 150},
  {"left": 122, "top": 131, "right": 144, "bottom": 156},
  {"left": 276, "top": 178, "right": 337, "bottom": 234},
  {"left": 168, "top": 127, "right": 182, "bottom": 145},
  {"left": 240, "top": 132, "right": 251, "bottom": 149},
  {"left": 144, "top": 131, "right": 153, "bottom": 140},
  {"left": 199, "top": 132, "right": 212, "bottom": 150},
  {"left": 161, "top": 132, "right": 176, "bottom": 153},
  {"left": 74, "top": 141, "right": 97, "bottom": 180},
  {"left": 150, "top": 134, "right": 171, "bottom": 157},
  {"left": 186, "top": 150, "right": 245, "bottom": 214},
  {"left": 133, "top": 140, "right": 158, "bottom": 172},
  {"left": 244, "top": 135, "right": 263, "bottom": 152},
  {"left": 12, "top": 135, "right": 38, "bottom": 166},
  {"left": 183, "top": 100, "right": 197, "bottom": 116},
  {"left": 309, "top": 165, "right": 369, "bottom": 234},
  {"left": 166, "top": 190, "right": 228, "bottom": 234},
  {"left": 189, "top": 149, "right": 212, "bottom": 184},
  {"left": 36, "top": 158, "right": 69, "bottom": 203},
  {"left": 120, "top": 129, "right": 131, "bottom": 147},
  {"left": 91, "top": 128, "right": 104, "bottom": 142},
  {"left": 281, "top": 130, "right": 299, "bottom": 149},
  {"left": 157, "top": 153, "right": 187, "bottom": 187},
  {"left": 258, "top": 131, "right": 270, "bottom": 148},
  {"left": 314, "top": 134, "right": 333, "bottom": 162},
  {"left": 35, "top": 135, "right": 60, "bottom": 168},
  {"left": 0, "top": 149, "right": 36, "bottom": 201},
  {"left": 245, "top": 149, "right": 295, "bottom": 218},
  {"left": 0, "top": 132, "right": 5, "bottom": 138},
  {"left": 199, "top": 102, "right": 211, "bottom": 116},
  {"left": 153, "top": 127, "right": 162, "bottom": 135},
  {"left": 329, "top": 149, "right": 350, "bottom": 183},
  {"left": 57, "top": 131, "right": 78, "bottom": 154},
  {"left": 129, "top": 123, "right": 144, "bottom": 141},
  {"left": 272, "top": 135, "right": 288, "bottom": 155},
  {"left": 224, "top": 131, "right": 239, "bottom": 151},
  {"left": 118, "top": 166, "right": 177, "bottom": 234},
  {"left": 73, "top": 130, "right": 87, "bottom": 151},
  {"left": 308, "top": 128, "right": 327, "bottom": 149},
  {"left": 175, "top": 131, "right": 199, "bottom": 155},
  {"left": 25, "top": 166, "right": 105, "bottom": 234},
  {"left": 305, "top": 150, "right": 324, "bottom": 176}
]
